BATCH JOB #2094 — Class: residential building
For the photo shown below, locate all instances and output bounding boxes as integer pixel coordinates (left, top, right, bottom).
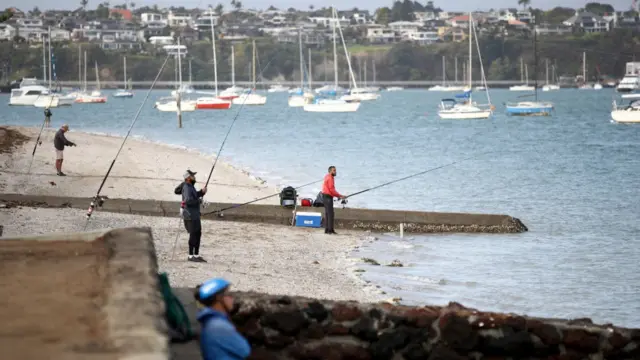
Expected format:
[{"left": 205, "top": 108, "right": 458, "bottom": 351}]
[
  {"left": 109, "top": 8, "right": 133, "bottom": 21},
  {"left": 6, "top": 7, "right": 26, "bottom": 18},
  {"left": 101, "top": 40, "right": 142, "bottom": 51},
  {"left": 149, "top": 36, "right": 174, "bottom": 45},
  {"left": 194, "top": 14, "right": 219, "bottom": 32},
  {"left": 388, "top": 21, "right": 421, "bottom": 34},
  {"left": 275, "top": 30, "right": 325, "bottom": 46},
  {"left": 413, "top": 11, "right": 439, "bottom": 23},
  {"left": 563, "top": 11, "right": 611, "bottom": 32},
  {"left": 0, "top": 24, "right": 17, "bottom": 41},
  {"left": 405, "top": 30, "right": 439, "bottom": 45},
  {"left": 167, "top": 11, "right": 193, "bottom": 28},
  {"left": 16, "top": 17, "right": 44, "bottom": 28},
  {"left": 308, "top": 16, "right": 350, "bottom": 28},
  {"left": 438, "top": 26, "right": 466, "bottom": 42},
  {"left": 366, "top": 26, "right": 397, "bottom": 43},
  {"left": 448, "top": 15, "right": 470, "bottom": 28},
  {"left": 162, "top": 44, "right": 188, "bottom": 56},
  {"left": 140, "top": 13, "right": 167, "bottom": 25},
  {"left": 535, "top": 23, "right": 572, "bottom": 36}
]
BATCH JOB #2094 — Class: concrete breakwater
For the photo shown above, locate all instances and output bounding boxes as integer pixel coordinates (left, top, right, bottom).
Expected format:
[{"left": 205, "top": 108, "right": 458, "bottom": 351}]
[
  {"left": 0, "top": 193, "right": 527, "bottom": 233},
  {"left": 175, "top": 291, "right": 640, "bottom": 360}
]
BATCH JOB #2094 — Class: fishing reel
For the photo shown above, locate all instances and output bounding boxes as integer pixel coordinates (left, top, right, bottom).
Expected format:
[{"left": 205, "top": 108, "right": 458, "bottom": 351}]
[
  {"left": 86, "top": 196, "right": 107, "bottom": 219},
  {"left": 340, "top": 198, "right": 348, "bottom": 209}
]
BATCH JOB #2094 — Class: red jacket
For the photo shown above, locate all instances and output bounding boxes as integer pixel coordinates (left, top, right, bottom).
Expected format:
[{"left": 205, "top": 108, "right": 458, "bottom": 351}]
[{"left": 322, "top": 174, "right": 342, "bottom": 198}]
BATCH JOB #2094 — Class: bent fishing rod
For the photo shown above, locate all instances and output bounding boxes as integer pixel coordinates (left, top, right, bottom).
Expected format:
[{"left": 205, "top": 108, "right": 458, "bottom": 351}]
[
  {"left": 83, "top": 54, "right": 171, "bottom": 230},
  {"left": 340, "top": 150, "right": 520, "bottom": 205},
  {"left": 200, "top": 178, "right": 323, "bottom": 216}
]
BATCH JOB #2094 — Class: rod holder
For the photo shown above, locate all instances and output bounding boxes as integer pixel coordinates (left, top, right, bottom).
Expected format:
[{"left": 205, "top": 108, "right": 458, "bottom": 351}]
[{"left": 400, "top": 223, "right": 404, "bottom": 238}]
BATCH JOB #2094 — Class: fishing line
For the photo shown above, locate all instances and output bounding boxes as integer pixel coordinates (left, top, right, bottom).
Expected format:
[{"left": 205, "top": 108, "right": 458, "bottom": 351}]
[{"left": 83, "top": 54, "right": 171, "bottom": 231}]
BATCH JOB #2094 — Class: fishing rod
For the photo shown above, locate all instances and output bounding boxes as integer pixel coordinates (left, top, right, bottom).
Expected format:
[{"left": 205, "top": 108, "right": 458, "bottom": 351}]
[
  {"left": 201, "top": 178, "right": 323, "bottom": 217},
  {"left": 340, "top": 150, "right": 519, "bottom": 207},
  {"left": 83, "top": 54, "right": 171, "bottom": 230},
  {"left": 26, "top": 99, "right": 55, "bottom": 175}
]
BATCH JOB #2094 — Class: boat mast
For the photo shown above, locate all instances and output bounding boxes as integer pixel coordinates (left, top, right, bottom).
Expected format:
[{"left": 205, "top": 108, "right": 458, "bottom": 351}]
[
  {"left": 525, "top": 64, "right": 529, "bottom": 86},
  {"left": 520, "top": 57, "right": 524, "bottom": 83},
  {"left": 454, "top": 56, "right": 458, "bottom": 84},
  {"left": 83, "top": 51, "right": 87, "bottom": 92},
  {"left": 468, "top": 12, "right": 472, "bottom": 94},
  {"left": 231, "top": 45, "right": 235, "bottom": 87},
  {"left": 78, "top": 45, "right": 81, "bottom": 88},
  {"left": 332, "top": 12, "right": 338, "bottom": 90},
  {"left": 545, "top": 58, "right": 549, "bottom": 85},
  {"left": 364, "top": 59, "right": 367, "bottom": 87},
  {"left": 373, "top": 59, "right": 376, "bottom": 86},
  {"left": 298, "top": 29, "right": 303, "bottom": 89},
  {"left": 252, "top": 39, "right": 256, "bottom": 89},
  {"left": 123, "top": 56, "right": 127, "bottom": 89},
  {"left": 188, "top": 59, "right": 192, "bottom": 84},
  {"left": 47, "top": 27, "right": 53, "bottom": 89},
  {"left": 533, "top": 18, "right": 538, "bottom": 102},
  {"left": 42, "top": 36, "right": 47, "bottom": 82},
  {"left": 442, "top": 56, "right": 445, "bottom": 86},
  {"left": 176, "top": 37, "right": 182, "bottom": 128},
  {"left": 94, "top": 61, "right": 100, "bottom": 90},
  {"left": 582, "top": 51, "right": 586, "bottom": 84},
  {"left": 308, "top": 48, "right": 312, "bottom": 90},
  {"left": 209, "top": 9, "right": 218, "bottom": 96},
  {"left": 334, "top": 7, "right": 358, "bottom": 90}
]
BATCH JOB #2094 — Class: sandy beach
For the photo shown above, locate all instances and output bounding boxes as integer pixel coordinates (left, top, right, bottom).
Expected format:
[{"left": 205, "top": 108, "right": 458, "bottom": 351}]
[
  {"left": 0, "top": 126, "right": 279, "bottom": 204},
  {"left": 0, "top": 207, "right": 383, "bottom": 303},
  {"left": 0, "top": 126, "right": 383, "bottom": 303}
]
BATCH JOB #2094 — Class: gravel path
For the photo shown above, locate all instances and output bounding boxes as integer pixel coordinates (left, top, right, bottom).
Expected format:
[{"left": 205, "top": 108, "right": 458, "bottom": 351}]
[{"left": 0, "top": 207, "right": 384, "bottom": 303}]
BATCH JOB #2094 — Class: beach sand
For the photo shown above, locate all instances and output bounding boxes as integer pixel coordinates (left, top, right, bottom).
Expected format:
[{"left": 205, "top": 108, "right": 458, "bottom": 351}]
[
  {"left": 0, "top": 207, "right": 383, "bottom": 303},
  {"left": 0, "top": 126, "right": 279, "bottom": 204},
  {"left": 0, "top": 126, "right": 382, "bottom": 303}
]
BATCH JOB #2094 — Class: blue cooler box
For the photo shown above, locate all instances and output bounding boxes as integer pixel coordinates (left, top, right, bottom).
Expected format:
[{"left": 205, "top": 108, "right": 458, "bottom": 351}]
[{"left": 295, "top": 212, "right": 322, "bottom": 228}]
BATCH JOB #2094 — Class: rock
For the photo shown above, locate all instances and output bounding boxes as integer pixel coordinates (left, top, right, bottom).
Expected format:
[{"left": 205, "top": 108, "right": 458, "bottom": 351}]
[
  {"left": 439, "top": 313, "right": 478, "bottom": 352},
  {"left": 563, "top": 329, "right": 600, "bottom": 353},
  {"left": 608, "top": 331, "right": 630, "bottom": 349},
  {"left": 350, "top": 317, "right": 378, "bottom": 341},
  {"left": 331, "top": 303, "right": 362, "bottom": 322},
  {"left": 326, "top": 324, "right": 350, "bottom": 335},
  {"left": 263, "top": 333, "right": 295, "bottom": 349},
  {"left": 387, "top": 259, "right": 403, "bottom": 267},
  {"left": 274, "top": 296, "right": 293, "bottom": 305},
  {"left": 405, "top": 307, "right": 439, "bottom": 328},
  {"left": 502, "top": 315, "right": 527, "bottom": 331},
  {"left": 428, "top": 344, "right": 467, "bottom": 360},
  {"left": 403, "top": 342, "right": 429, "bottom": 360},
  {"left": 354, "top": 269, "right": 366, "bottom": 273},
  {"left": 362, "top": 258, "right": 380, "bottom": 265},
  {"left": 567, "top": 317, "right": 594, "bottom": 326},
  {"left": 291, "top": 343, "right": 372, "bottom": 360},
  {"left": 528, "top": 320, "right": 562, "bottom": 345},
  {"left": 371, "top": 328, "right": 412, "bottom": 355},
  {"left": 369, "top": 308, "right": 383, "bottom": 320},
  {"left": 261, "top": 310, "right": 309, "bottom": 336},
  {"left": 302, "top": 322, "right": 325, "bottom": 340},
  {"left": 236, "top": 317, "right": 265, "bottom": 344},
  {"left": 304, "top": 301, "right": 328, "bottom": 323},
  {"left": 245, "top": 347, "right": 272, "bottom": 360},
  {"left": 478, "top": 330, "right": 535, "bottom": 356}
]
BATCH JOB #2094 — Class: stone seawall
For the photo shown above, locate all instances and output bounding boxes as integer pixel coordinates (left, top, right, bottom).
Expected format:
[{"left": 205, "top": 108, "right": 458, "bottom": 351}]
[
  {"left": 0, "top": 193, "right": 528, "bottom": 233},
  {"left": 176, "top": 291, "right": 639, "bottom": 360}
]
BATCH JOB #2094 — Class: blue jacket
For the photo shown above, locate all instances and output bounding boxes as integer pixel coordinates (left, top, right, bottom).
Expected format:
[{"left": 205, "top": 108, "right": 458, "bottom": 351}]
[
  {"left": 174, "top": 181, "right": 205, "bottom": 220},
  {"left": 197, "top": 308, "right": 251, "bottom": 360}
]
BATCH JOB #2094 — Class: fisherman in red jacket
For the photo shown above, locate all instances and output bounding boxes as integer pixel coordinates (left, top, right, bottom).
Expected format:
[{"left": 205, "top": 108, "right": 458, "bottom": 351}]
[{"left": 322, "top": 166, "right": 345, "bottom": 234}]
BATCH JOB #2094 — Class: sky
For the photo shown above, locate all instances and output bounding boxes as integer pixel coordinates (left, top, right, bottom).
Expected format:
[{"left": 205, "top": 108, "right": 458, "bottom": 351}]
[{"left": 2, "top": 0, "right": 635, "bottom": 13}]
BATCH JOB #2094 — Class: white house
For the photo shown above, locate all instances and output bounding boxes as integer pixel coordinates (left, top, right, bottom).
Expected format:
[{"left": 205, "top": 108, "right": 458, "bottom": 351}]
[
  {"left": 388, "top": 21, "right": 421, "bottom": 34},
  {"left": 163, "top": 44, "right": 188, "bottom": 56},
  {"left": 563, "top": 11, "right": 611, "bottom": 32},
  {"left": 167, "top": 11, "right": 193, "bottom": 27},
  {"left": 16, "top": 17, "right": 43, "bottom": 28},
  {"left": 149, "top": 36, "right": 174, "bottom": 45},
  {"left": 366, "top": 26, "right": 397, "bottom": 43},
  {"left": 140, "top": 13, "right": 167, "bottom": 25},
  {"left": 406, "top": 30, "right": 439, "bottom": 44},
  {"left": 308, "top": 16, "right": 350, "bottom": 28},
  {"left": 0, "top": 24, "right": 17, "bottom": 41}
]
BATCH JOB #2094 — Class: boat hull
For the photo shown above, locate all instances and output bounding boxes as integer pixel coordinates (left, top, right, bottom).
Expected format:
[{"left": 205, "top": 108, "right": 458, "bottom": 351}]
[
  {"left": 438, "top": 110, "right": 491, "bottom": 119},
  {"left": 506, "top": 102, "right": 553, "bottom": 116},
  {"left": 288, "top": 95, "right": 312, "bottom": 107},
  {"left": 611, "top": 110, "right": 640, "bottom": 123},
  {"left": 155, "top": 100, "right": 197, "bottom": 112},
  {"left": 509, "top": 85, "right": 535, "bottom": 91},
  {"left": 542, "top": 85, "right": 560, "bottom": 91},
  {"left": 75, "top": 96, "right": 107, "bottom": 103},
  {"left": 195, "top": 97, "right": 232, "bottom": 109},
  {"left": 113, "top": 92, "right": 134, "bottom": 98},
  {"left": 341, "top": 93, "right": 380, "bottom": 101},
  {"left": 303, "top": 100, "right": 360, "bottom": 112},
  {"left": 232, "top": 94, "right": 267, "bottom": 105}
]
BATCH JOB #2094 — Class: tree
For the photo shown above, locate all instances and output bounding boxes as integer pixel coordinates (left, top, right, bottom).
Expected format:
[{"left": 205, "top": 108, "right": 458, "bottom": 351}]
[
  {"left": 81, "top": 0, "right": 89, "bottom": 11},
  {"left": 0, "top": 8, "right": 13, "bottom": 23},
  {"left": 267, "top": 5, "right": 277, "bottom": 10},
  {"left": 543, "top": 7, "right": 575, "bottom": 24},
  {"left": 585, "top": 2, "right": 615, "bottom": 15},
  {"left": 234, "top": 0, "right": 242, "bottom": 11},
  {"left": 375, "top": 7, "right": 391, "bottom": 25},
  {"left": 215, "top": 4, "right": 224, "bottom": 15},
  {"left": 309, "top": 5, "right": 314, "bottom": 10},
  {"left": 30, "top": 6, "right": 41, "bottom": 16},
  {"left": 518, "top": 0, "right": 531, "bottom": 10}
]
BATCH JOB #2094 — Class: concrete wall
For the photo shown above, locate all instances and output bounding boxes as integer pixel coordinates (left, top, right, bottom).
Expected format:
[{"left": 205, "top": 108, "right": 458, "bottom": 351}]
[
  {"left": 174, "top": 291, "right": 640, "bottom": 360},
  {"left": 0, "top": 193, "right": 528, "bottom": 233},
  {"left": 1, "top": 227, "right": 170, "bottom": 360}
]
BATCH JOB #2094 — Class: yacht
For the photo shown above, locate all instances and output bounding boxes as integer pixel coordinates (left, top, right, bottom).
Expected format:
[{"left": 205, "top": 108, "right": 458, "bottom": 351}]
[
  {"left": 617, "top": 62, "right": 640, "bottom": 93},
  {"left": 267, "top": 84, "right": 290, "bottom": 93},
  {"left": 9, "top": 84, "right": 50, "bottom": 106}
]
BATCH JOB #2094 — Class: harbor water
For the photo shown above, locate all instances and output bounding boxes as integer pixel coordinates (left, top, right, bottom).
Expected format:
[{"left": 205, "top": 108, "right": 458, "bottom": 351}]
[{"left": 1, "top": 89, "right": 638, "bottom": 327}]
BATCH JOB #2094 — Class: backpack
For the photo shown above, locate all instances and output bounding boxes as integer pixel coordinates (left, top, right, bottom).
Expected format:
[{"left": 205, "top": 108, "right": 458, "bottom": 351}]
[
  {"left": 313, "top": 192, "right": 325, "bottom": 207},
  {"left": 279, "top": 186, "right": 297, "bottom": 208},
  {"left": 158, "top": 272, "right": 194, "bottom": 343}
]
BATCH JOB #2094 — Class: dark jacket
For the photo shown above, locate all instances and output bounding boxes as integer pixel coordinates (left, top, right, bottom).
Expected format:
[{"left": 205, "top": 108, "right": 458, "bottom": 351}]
[
  {"left": 174, "top": 181, "right": 205, "bottom": 220},
  {"left": 54, "top": 129, "right": 74, "bottom": 151},
  {"left": 197, "top": 308, "right": 251, "bottom": 360}
]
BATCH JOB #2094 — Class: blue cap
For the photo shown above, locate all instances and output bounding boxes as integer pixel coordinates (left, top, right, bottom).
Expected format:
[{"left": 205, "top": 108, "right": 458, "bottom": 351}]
[{"left": 199, "top": 278, "right": 231, "bottom": 300}]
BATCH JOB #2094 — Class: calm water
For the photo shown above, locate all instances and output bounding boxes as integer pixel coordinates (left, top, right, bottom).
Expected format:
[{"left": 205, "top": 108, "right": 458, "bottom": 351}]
[{"left": 1, "top": 89, "right": 639, "bottom": 327}]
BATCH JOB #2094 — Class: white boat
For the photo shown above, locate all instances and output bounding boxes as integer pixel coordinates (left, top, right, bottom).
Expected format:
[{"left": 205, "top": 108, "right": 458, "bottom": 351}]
[
  {"left": 9, "top": 84, "right": 50, "bottom": 106},
  {"left": 114, "top": 56, "right": 134, "bottom": 98},
  {"left": 594, "top": 83, "right": 603, "bottom": 90},
  {"left": 386, "top": 86, "right": 404, "bottom": 91},
  {"left": 230, "top": 40, "right": 266, "bottom": 106},
  {"left": 510, "top": 58, "right": 534, "bottom": 91},
  {"left": 577, "top": 52, "right": 602, "bottom": 90},
  {"left": 314, "top": 84, "right": 345, "bottom": 95},
  {"left": 76, "top": 58, "right": 107, "bottom": 103},
  {"left": 232, "top": 91, "right": 267, "bottom": 105},
  {"left": 268, "top": 84, "right": 290, "bottom": 93},
  {"left": 510, "top": 84, "right": 535, "bottom": 91},
  {"left": 155, "top": 97, "right": 197, "bottom": 112},
  {"left": 32, "top": 93, "right": 75, "bottom": 108},
  {"left": 541, "top": 59, "right": 560, "bottom": 91},
  {"left": 616, "top": 62, "right": 640, "bottom": 93},
  {"left": 438, "top": 13, "right": 493, "bottom": 120},
  {"left": 289, "top": 32, "right": 315, "bottom": 107},
  {"left": 612, "top": 94, "right": 640, "bottom": 123},
  {"left": 304, "top": 98, "right": 360, "bottom": 112},
  {"left": 341, "top": 87, "right": 380, "bottom": 101}
]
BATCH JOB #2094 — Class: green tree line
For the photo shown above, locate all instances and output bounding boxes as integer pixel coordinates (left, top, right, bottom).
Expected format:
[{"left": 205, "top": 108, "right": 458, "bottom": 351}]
[{"left": 2, "top": 29, "right": 639, "bottom": 84}]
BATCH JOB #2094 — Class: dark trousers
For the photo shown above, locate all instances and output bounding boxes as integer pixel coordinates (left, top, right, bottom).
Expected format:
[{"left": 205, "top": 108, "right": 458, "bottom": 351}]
[
  {"left": 323, "top": 194, "right": 335, "bottom": 232},
  {"left": 183, "top": 218, "right": 202, "bottom": 255}
]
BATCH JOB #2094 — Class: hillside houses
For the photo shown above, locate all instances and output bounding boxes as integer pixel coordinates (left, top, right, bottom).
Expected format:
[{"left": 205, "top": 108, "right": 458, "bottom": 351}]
[{"left": 0, "top": 5, "right": 638, "bottom": 53}]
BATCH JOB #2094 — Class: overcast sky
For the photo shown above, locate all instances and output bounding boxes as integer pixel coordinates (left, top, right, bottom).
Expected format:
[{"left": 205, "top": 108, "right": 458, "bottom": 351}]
[{"left": 4, "top": 0, "right": 635, "bottom": 13}]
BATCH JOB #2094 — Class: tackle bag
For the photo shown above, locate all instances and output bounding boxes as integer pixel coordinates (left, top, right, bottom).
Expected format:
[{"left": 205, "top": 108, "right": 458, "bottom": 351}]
[
  {"left": 300, "top": 198, "right": 313, "bottom": 207},
  {"left": 280, "top": 186, "right": 297, "bottom": 208},
  {"left": 158, "top": 272, "right": 194, "bottom": 343},
  {"left": 313, "top": 192, "right": 325, "bottom": 207}
]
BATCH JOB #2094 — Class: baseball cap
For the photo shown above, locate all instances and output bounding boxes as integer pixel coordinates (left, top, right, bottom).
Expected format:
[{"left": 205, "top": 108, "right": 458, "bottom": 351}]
[{"left": 183, "top": 169, "right": 197, "bottom": 179}]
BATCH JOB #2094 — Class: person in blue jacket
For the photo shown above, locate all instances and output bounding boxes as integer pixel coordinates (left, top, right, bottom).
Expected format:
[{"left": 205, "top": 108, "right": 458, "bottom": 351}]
[{"left": 194, "top": 278, "right": 251, "bottom": 360}]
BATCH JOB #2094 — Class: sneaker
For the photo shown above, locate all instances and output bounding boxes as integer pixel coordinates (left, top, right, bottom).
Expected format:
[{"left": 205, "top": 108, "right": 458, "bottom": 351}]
[
  {"left": 57, "top": 172, "right": 66, "bottom": 176},
  {"left": 330, "top": 231, "right": 338, "bottom": 235},
  {"left": 188, "top": 255, "right": 197, "bottom": 262},
  {"left": 193, "top": 256, "right": 207, "bottom": 263}
]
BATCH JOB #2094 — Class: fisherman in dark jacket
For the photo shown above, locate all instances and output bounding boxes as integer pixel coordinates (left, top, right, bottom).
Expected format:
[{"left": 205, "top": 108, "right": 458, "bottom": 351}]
[
  {"left": 53, "top": 124, "right": 76, "bottom": 176},
  {"left": 174, "top": 169, "right": 208, "bottom": 262}
]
